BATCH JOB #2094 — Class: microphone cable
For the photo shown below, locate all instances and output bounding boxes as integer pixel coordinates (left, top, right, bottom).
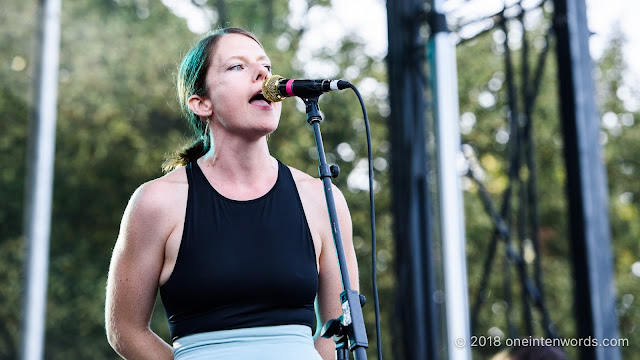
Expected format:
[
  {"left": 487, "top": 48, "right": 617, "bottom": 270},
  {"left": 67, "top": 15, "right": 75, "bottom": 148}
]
[
  {"left": 263, "top": 75, "right": 383, "bottom": 358},
  {"left": 346, "top": 82, "right": 383, "bottom": 360}
]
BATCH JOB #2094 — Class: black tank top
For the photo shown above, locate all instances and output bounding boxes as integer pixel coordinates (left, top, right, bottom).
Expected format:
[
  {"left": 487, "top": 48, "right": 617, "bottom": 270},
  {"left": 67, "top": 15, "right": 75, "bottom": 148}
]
[{"left": 159, "top": 160, "right": 318, "bottom": 342}]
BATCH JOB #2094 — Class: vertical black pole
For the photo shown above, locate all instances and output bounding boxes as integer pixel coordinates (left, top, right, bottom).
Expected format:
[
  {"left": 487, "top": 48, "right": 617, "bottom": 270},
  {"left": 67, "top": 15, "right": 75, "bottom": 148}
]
[
  {"left": 387, "top": 0, "right": 440, "bottom": 359},
  {"left": 305, "top": 98, "right": 368, "bottom": 360},
  {"left": 553, "top": 1, "right": 621, "bottom": 359}
]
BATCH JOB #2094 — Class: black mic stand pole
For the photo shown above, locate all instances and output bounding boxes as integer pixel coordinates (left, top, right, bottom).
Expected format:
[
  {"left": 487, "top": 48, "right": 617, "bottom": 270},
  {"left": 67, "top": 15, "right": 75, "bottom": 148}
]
[{"left": 303, "top": 97, "right": 369, "bottom": 360}]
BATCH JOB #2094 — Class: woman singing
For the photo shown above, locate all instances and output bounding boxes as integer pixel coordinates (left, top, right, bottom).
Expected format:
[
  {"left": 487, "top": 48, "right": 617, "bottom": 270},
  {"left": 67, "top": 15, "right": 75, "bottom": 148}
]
[{"left": 105, "top": 27, "right": 359, "bottom": 359}]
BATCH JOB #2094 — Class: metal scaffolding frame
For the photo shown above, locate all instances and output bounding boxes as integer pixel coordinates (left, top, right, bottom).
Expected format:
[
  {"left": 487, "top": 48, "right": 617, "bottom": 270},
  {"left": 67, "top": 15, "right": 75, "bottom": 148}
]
[{"left": 387, "top": 0, "right": 620, "bottom": 359}]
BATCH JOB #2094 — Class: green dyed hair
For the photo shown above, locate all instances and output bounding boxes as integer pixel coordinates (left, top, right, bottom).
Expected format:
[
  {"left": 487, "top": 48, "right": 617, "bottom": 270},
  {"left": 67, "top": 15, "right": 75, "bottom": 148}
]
[{"left": 163, "top": 27, "right": 263, "bottom": 172}]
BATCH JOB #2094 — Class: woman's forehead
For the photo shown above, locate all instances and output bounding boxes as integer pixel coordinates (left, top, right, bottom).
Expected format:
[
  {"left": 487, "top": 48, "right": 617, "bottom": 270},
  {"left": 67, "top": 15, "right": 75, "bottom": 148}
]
[{"left": 212, "top": 34, "right": 268, "bottom": 63}]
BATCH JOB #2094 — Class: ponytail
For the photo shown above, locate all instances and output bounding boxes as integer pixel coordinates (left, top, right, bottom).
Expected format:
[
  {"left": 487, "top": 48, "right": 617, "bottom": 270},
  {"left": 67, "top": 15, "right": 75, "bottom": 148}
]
[{"left": 162, "top": 138, "right": 208, "bottom": 173}]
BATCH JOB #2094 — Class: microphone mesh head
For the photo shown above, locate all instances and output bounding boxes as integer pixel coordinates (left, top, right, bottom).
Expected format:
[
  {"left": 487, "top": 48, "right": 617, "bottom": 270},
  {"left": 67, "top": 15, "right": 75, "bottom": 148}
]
[{"left": 262, "top": 75, "right": 285, "bottom": 103}]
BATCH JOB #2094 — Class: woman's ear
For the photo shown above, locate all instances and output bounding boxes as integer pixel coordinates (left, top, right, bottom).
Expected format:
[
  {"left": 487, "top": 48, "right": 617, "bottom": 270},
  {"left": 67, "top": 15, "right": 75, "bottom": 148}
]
[{"left": 187, "top": 94, "right": 213, "bottom": 118}]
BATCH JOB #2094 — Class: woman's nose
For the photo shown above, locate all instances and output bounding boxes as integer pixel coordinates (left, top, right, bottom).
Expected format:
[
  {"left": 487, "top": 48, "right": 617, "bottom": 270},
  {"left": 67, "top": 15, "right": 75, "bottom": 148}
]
[{"left": 255, "top": 64, "right": 268, "bottom": 82}]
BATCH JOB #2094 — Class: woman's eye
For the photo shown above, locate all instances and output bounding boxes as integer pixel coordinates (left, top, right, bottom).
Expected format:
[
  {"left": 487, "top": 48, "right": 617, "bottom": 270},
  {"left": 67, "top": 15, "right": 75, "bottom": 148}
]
[
  {"left": 264, "top": 65, "right": 272, "bottom": 72},
  {"left": 229, "top": 64, "right": 243, "bottom": 71}
]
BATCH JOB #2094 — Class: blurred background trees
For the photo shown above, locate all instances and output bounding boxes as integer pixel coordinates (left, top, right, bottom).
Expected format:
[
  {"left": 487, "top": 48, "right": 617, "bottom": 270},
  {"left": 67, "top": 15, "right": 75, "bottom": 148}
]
[{"left": 0, "top": 0, "right": 637, "bottom": 359}]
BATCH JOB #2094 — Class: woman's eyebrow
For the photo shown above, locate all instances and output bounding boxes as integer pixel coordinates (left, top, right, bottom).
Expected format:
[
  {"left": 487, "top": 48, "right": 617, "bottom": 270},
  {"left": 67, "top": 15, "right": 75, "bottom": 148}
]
[{"left": 224, "top": 55, "right": 271, "bottom": 63}]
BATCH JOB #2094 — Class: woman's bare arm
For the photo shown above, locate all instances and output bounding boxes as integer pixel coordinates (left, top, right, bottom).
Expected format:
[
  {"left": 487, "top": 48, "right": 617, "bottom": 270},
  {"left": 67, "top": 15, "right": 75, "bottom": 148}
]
[{"left": 105, "top": 181, "right": 178, "bottom": 359}]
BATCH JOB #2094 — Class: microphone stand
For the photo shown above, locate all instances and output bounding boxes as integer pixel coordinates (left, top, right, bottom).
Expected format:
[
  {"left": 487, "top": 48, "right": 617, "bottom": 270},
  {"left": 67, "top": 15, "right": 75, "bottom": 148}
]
[{"left": 303, "top": 97, "right": 369, "bottom": 360}]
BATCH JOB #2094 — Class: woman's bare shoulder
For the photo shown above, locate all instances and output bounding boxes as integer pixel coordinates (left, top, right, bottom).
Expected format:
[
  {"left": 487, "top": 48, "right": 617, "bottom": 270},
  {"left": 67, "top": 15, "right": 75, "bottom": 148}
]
[
  {"left": 127, "top": 167, "right": 188, "bottom": 215},
  {"left": 288, "top": 166, "right": 323, "bottom": 195},
  {"left": 288, "top": 166, "right": 317, "bottom": 183},
  {"left": 288, "top": 166, "right": 346, "bottom": 199}
]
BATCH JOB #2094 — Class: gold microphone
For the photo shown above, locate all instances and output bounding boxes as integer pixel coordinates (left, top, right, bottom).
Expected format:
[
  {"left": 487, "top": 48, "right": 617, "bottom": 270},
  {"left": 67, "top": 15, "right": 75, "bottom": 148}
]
[
  {"left": 262, "top": 75, "right": 349, "bottom": 103},
  {"left": 262, "top": 75, "right": 285, "bottom": 103}
]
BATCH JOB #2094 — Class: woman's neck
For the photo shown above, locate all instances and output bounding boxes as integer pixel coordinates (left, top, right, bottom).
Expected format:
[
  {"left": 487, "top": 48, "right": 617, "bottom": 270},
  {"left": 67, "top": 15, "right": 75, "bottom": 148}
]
[{"left": 199, "top": 134, "right": 277, "bottom": 185}]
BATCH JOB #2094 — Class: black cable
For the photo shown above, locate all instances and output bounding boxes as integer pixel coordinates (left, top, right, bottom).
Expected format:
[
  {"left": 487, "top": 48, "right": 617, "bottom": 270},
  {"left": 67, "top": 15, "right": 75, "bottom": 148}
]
[
  {"left": 465, "top": 153, "right": 549, "bottom": 335},
  {"left": 466, "top": 161, "right": 509, "bottom": 331},
  {"left": 523, "top": 27, "right": 557, "bottom": 339},
  {"left": 517, "top": 2, "right": 535, "bottom": 335},
  {"left": 499, "top": 7, "right": 521, "bottom": 339},
  {"left": 347, "top": 83, "right": 383, "bottom": 360}
]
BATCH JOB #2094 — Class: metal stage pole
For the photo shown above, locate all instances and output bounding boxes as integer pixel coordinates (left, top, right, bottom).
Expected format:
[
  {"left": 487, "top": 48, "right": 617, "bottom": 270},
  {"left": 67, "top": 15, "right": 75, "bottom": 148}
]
[
  {"left": 387, "top": 0, "right": 471, "bottom": 358},
  {"left": 386, "top": 0, "right": 440, "bottom": 358},
  {"left": 21, "top": 0, "right": 61, "bottom": 359},
  {"left": 553, "top": 0, "right": 621, "bottom": 359},
  {"left": 427, "top": 0, "right": 471, "bottom": 359}
]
